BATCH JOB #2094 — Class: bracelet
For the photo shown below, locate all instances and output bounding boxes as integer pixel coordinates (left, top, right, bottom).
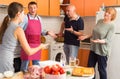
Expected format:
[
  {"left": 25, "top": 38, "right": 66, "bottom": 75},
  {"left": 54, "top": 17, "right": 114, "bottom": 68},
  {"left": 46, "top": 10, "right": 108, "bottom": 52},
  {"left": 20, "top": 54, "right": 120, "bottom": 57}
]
[{"left": 46, "top": 31, "right": 49, "bottom": 35}]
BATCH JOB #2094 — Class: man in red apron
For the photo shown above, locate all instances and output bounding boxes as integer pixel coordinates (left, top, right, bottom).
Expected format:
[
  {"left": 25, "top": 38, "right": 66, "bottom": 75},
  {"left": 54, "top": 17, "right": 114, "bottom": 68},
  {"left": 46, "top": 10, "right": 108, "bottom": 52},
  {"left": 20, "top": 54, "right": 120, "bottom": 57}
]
[{"left": 20, "top": 1, "right": 57, "bottom": 72}]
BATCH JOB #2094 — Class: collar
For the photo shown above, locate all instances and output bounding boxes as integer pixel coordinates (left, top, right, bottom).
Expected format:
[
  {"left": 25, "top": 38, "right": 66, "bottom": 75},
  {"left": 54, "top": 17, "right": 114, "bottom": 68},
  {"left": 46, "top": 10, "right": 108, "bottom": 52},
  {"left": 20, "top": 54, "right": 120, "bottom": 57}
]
[
  {"left": 27, "top": 13, "right": 38, "bottom": 19},
  {"left": 70, "top": 15, "right": 80, "bottom": 21}
]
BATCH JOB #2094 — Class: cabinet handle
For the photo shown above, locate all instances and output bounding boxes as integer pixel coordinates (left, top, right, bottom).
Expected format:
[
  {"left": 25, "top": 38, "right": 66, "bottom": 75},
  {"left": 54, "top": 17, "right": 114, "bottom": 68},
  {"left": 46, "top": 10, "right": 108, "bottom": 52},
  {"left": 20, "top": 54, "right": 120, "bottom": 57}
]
[{"left": 115, "top": 33, "right": 120, "bottom": 34}]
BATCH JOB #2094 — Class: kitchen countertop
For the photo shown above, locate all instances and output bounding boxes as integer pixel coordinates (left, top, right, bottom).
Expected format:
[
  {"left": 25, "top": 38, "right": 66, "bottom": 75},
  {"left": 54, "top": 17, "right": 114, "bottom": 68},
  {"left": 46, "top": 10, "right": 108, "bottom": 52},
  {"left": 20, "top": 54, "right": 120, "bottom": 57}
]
[{"left": 40, "top": 60, "right": 94, "bottom": 79}]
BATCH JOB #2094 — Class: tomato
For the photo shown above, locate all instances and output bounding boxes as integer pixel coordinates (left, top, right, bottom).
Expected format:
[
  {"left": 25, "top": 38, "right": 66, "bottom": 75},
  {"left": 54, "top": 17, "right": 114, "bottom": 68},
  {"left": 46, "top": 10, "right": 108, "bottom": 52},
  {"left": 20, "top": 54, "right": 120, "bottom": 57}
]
[
  {"left": 52, "top": 71, "right": 60, "bottom": 75},
  {"left": 51, "top": 65, "right": 60, "bottom": 72},
  {"left": 59, "top": 68, "right": 65, "bottom": 74},
  {"left": 44, "top": 66, "right": 51, "bottom": 74},
  {"left": 56, "top": 64, "right": 61, "bottom": 68},
  {"left": 44, "top": 64, "right": 65, "bottom": 75}
]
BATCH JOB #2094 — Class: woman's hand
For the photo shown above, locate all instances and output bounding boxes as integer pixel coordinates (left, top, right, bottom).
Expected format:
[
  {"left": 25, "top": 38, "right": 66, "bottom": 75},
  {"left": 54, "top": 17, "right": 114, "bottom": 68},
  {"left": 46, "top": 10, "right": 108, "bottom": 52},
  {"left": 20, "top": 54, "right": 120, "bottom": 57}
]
[
  {"left": 40, "top": 44, "right": 49, "bottom": 49},
  {"left": 91, "top": 39, "right": 105, "bottom": 43}
]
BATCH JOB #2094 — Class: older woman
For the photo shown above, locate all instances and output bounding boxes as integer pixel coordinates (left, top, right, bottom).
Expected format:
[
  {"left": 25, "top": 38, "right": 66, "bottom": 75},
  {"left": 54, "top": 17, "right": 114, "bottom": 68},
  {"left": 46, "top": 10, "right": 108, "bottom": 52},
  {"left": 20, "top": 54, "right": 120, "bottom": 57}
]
[{"left": 79, "top": 7, "right": 117, "bottom": 79}]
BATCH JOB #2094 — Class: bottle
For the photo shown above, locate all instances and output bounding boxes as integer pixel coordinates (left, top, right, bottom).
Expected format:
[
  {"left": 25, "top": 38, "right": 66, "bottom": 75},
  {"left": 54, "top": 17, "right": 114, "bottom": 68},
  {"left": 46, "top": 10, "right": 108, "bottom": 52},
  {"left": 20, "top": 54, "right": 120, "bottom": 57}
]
[
  {"left": 101, "top": 3, "right": 105, "bottom": 11},
  {"left": 60, "top": 53, "right": 66, "bottom": 67}
]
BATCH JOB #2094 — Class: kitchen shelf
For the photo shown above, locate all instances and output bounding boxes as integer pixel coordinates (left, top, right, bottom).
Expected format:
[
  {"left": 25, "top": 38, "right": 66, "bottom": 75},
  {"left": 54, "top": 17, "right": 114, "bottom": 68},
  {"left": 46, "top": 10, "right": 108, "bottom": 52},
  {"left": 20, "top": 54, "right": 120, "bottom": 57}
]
[
  {"left": 60, "top": 14, "right": 65, "bottom": 17},
  {"left": 60, "top": 4, "right": 69, "bottom": 17},
  {"left": 0, "top": 4, "right": 8, "bottom": 8},
  {"left": 60, "top": 4, "right": 70, "bottom": 6}
]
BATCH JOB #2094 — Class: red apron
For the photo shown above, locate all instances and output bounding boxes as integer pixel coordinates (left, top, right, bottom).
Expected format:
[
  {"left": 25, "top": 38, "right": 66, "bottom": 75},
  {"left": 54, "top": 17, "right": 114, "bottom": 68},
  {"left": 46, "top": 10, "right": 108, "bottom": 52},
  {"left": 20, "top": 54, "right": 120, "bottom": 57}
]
[{"left": 21, "top": 15, "right": 41, "bottom": 60}]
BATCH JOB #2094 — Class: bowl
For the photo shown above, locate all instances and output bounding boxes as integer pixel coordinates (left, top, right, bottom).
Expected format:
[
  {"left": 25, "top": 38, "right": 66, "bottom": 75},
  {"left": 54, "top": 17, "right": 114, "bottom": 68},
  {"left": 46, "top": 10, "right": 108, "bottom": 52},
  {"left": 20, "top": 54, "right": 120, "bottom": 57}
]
[
  {"left": 0, "top": 73, "right": 4, "bottom": 79},
  {"left": 4, "top": 71, "right": 14, "bottom": 78},
  {"left": 54, "top": 36, "right": 64, "bottom": 42},
  {"left": 45, "top": 73, "right": 66, "bottom": 79}
]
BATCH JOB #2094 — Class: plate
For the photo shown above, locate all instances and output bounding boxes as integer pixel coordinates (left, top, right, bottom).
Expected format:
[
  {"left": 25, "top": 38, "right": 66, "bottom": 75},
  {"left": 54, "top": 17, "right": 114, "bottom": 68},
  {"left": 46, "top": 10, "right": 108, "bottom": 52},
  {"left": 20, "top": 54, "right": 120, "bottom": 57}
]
[
  {"left": 72, "top": 67, "right": 94, "bottom": 77},
  {"left": 39, "top": 60, "right": 62, "bottom": 67},
  {"left": 68, "top": 75, "right": 94, "bottom": 79}
]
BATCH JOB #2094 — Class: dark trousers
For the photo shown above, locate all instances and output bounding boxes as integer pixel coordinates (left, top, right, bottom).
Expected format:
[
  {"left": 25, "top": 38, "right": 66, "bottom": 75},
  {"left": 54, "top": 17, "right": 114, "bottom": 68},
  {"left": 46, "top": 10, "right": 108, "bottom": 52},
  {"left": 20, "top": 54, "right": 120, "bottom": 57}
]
[
  {"left": 14, "top": 57, "right": 21, "bottom": 72},
  {"left": 88, "top": 51, "right": 108, "bottom": 79}
]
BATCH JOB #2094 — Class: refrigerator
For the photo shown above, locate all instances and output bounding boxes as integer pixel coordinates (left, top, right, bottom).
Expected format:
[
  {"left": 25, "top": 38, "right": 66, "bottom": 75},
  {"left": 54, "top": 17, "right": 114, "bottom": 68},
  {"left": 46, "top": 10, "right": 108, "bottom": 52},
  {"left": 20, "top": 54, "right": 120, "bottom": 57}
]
[{"left": 96, "top": 6, "right": 120, "bottom": 79}]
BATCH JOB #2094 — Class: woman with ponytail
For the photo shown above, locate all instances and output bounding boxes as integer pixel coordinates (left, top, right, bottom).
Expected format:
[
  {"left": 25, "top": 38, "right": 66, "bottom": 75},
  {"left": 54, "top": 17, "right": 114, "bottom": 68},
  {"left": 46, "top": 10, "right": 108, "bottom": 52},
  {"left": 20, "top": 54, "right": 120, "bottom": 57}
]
[
  {"left": 0, "top": 2, "right": 47, "bottom": 73},
  {"left": 0, "top": 15, "right": 10, "bottom": 44}
]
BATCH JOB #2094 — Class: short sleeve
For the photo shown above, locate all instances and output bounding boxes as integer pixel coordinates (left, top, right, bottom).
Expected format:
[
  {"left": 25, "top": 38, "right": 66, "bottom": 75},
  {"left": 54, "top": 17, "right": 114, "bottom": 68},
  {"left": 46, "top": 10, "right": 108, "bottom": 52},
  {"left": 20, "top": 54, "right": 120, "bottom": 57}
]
[{"left": 78, "top": 17, "right": 84, "bottom": 30}]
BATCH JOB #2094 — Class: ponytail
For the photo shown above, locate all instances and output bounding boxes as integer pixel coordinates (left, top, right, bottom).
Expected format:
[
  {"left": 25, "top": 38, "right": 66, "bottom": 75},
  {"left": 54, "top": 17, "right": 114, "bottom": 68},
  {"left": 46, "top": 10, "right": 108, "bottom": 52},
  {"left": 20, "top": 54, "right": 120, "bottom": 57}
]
[{"left": 0, "top": 15, "right": 10, "bottom": 44}]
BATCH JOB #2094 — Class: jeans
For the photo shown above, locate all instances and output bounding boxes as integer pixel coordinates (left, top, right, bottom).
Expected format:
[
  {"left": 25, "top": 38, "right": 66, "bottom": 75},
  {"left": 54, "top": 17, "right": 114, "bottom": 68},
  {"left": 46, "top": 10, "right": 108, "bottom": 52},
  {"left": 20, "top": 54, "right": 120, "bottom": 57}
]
[
  {"left": 20, "top": 60, "right": 40, "bottom": 72},
  {"left": 63, "top": 44, "right": 79, "bottom": 64},
  {"left": 13, "top": 57, "right": 21, "bottom": 72},
  {"left": 88, "top": 51, "right": 108, "bottom": 79}
]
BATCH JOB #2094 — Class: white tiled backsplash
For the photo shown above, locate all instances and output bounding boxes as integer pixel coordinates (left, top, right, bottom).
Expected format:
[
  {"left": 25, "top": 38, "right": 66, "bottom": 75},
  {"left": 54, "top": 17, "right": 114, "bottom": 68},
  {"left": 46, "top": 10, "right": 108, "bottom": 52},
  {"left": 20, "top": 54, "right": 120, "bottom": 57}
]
[
  {"left": 40, "top": 16, "right": 96, "bottom": 44},
  {"left": 41, "top": 16, "right": 63, "bottom": 33},
  {"left": 40, "top": 16, "right": 64, "bottom": 43},
  {"left": 0, "top": 8, "right": 7, "bottom": 25},
  {"left": 0, "top": 8, "right": 96, "bottom": 44}
]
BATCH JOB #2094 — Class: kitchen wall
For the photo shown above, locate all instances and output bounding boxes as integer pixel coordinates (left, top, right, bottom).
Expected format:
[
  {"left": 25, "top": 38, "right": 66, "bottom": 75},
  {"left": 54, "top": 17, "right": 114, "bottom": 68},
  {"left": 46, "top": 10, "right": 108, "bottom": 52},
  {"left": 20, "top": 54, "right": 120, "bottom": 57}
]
[
  {"left": 0, "top": 7, "right": 96, "bottom": 44},
  {"left": 40, "top": 16, "right": 63, "bottom": 43},
  {"left": 41, "top": 16, "right": 96, "bottom": 35},
  {"left": 41, "top": 16, "right": 96, "bottom": 44},
  {"left": 0, "top": 8, "right": 7, "bottom": 25}
]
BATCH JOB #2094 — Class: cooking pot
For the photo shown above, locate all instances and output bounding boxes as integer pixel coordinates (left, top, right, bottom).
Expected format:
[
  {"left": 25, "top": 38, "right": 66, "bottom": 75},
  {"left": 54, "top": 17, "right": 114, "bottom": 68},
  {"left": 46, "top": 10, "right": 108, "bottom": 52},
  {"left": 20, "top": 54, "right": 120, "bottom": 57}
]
[{"left": 54, "top": 34, "right": 64, "bottom": 42}]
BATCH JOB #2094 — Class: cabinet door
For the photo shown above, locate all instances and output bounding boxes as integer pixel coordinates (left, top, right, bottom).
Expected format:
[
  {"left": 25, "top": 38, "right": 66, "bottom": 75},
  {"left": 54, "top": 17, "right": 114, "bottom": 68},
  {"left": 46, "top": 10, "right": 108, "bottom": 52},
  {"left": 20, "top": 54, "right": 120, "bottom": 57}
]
[
  {"left": 70, "top": 0, "right": 117, "bottom": 16},
  {"left": 118, "top": 0, "right": 120, "bottom": 4},
  {"left": 70, "top": 0, "right": 84, "bottom": 16},
  {"left": 77, "top": 49, "right": 90, "bottom": 67},
  {"left": 40, "top": 49, "right": 49, "bottom": 61},
  {"left": 37, "top": 0, "right": 49, "bottom": 16},
  {"left": 50, "top": 0, "right": 60, "bottom": 16},
  {"left": 85, "top": 0, "right": 117, "bottom": 16},
  {"left": 13, "top": 0, "right": 37, "bottom": 14},
  {"left": 84, "top": 0, "right": 103, "bottom": 16},
  {"left": 0, "top": 0, "right": 35, "bottom": 14},
  {"left": 102, "top": 0, "right": 116, "bottom": 6}
]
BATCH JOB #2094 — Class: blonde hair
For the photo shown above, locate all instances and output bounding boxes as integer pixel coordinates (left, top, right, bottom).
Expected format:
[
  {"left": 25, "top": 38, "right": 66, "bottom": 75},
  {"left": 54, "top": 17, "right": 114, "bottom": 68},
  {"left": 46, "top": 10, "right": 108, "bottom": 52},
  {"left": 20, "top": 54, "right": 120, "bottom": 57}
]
[{"left": 105, "top": 7, "right": 117, "bottom": 21}]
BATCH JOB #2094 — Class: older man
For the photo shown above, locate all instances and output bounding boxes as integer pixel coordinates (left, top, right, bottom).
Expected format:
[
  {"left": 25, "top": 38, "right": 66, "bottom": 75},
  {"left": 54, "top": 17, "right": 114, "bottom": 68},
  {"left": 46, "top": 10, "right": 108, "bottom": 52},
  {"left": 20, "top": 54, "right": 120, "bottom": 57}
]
[{"left": 58, "top": 5, "right": 84, "bottom": 64}]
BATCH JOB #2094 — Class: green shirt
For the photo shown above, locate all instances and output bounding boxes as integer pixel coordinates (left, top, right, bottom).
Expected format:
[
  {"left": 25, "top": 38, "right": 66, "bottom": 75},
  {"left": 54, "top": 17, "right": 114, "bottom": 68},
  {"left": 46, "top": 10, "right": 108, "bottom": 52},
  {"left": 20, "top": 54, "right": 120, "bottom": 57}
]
[{"left": 91, "top": 19, "right": 114, "bottom": 56}]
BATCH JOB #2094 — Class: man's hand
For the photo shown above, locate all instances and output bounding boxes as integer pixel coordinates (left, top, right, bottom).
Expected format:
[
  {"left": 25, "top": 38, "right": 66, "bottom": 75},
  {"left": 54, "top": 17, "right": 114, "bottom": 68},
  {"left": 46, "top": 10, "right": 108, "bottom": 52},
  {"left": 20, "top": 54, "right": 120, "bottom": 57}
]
[
  {"left": 47, "top": 31, "right": 57, "bottom": 38},
  {"left": 65, "top": 26, "right": 73, "bottom": 33},
  {"left": 78, "top": 35, "right": 88, "bottom": 40}
]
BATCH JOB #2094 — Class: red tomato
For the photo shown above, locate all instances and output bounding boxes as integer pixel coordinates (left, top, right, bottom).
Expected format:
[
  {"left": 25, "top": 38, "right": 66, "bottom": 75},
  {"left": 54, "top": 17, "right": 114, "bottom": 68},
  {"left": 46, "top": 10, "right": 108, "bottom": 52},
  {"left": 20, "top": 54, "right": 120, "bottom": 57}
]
[
  {"left": 51, "top": 65, "right": 60, "bottom": 72},
  {"left": 52, "top": 71, "right": 60, "bottom": 75},
  {"left": 59, "top": 68, "right": 65, "bottom": 74},
  {"left": 44, "top": 66, "right": 51, "bottom": 74},
  {"left": 56, "top": 64, "right": 61, "bottom": 68}
]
